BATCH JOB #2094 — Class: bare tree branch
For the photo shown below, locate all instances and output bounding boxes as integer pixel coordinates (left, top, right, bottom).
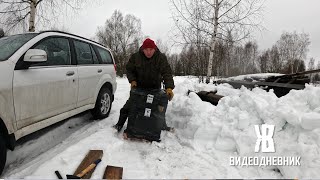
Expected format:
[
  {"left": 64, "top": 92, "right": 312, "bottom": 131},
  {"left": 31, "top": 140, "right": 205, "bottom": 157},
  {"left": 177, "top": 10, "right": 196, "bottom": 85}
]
[
  {"left": 218, "top": 0, "right": 242, "bottom": 19},
  {"left": 170, "top": 0, "right": 265, "bottom": 79},
  {"left": 0, "top": 0, "right": 91, "bottom": 33}
]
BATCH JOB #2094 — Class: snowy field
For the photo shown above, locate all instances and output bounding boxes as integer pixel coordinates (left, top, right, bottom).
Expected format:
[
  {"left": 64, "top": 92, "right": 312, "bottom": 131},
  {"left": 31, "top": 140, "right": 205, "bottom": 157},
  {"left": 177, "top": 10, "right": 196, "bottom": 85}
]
[{"left": 2, "top": 76, "right": 320, "bottom": 179}]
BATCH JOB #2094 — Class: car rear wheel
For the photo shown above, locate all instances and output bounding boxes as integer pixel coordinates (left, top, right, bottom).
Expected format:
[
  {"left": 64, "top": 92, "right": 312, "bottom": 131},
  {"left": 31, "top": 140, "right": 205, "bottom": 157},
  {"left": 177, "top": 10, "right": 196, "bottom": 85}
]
[
  {"left": 91, "top": 87, "right": 112, "bottom": 119},
  {"left": 0, "top": 135, "right": 7, "bottom": 176}
]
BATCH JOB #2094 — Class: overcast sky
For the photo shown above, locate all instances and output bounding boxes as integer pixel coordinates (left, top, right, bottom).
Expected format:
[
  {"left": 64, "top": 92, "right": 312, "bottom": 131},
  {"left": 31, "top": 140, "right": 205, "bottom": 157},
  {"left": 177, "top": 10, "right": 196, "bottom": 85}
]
[{"left": 62, "top": 0, "right": 320, "bottom": 61}]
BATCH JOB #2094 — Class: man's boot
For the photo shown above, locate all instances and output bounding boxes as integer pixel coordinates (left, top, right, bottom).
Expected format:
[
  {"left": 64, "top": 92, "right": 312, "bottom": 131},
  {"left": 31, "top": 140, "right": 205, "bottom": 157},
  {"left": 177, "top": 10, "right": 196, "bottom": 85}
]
[{"left": 162, "top": 117, "right": 174, "bottom": 132}]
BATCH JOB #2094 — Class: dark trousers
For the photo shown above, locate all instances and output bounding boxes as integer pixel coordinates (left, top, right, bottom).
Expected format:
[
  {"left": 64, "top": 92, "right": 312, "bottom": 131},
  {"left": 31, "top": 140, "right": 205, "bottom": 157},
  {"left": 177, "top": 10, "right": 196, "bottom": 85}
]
[{"left": 116, "top": 99, "right": 131, "bottom": 128}]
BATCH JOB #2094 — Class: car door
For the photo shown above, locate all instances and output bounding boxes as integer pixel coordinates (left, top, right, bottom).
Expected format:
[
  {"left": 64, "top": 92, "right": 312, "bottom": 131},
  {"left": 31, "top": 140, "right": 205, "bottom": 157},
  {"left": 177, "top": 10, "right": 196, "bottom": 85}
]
[
  {"left": 73, "top": 40, "right": 103, "bottom": 107},
  {"left": 13, "top": 37, "right": 78, "bottom": 129}
]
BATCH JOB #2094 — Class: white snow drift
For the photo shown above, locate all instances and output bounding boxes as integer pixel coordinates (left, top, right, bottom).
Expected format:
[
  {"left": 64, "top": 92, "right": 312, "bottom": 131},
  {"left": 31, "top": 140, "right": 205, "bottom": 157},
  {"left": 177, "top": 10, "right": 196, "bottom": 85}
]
[{"left": 3, "top": 76, "right": 320, "bottom": 179}]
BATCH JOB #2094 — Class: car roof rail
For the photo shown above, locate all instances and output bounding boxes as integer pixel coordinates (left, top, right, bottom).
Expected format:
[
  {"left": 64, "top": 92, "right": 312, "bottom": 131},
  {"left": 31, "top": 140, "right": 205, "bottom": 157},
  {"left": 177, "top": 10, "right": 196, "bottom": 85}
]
[{"left": 39, "top": 30, "right": 107, "bottom": 49}]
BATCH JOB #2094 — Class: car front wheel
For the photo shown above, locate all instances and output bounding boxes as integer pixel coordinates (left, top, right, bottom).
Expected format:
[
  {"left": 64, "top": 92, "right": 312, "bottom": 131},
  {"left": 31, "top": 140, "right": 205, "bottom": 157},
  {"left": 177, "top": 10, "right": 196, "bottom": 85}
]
[
  {"left": 0, "top": 135, "right": 7, "bottom": 176},
  {"left": 91, "top": 87, "right": 112, "bottom": 119}
]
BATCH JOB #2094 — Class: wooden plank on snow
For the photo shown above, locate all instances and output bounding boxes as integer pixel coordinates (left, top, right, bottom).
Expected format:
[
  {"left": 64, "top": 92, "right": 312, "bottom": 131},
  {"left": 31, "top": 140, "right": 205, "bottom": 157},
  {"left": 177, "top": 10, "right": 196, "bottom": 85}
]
[
  {"left": 73, "top": 150, "right": 103, "bottom": 179},
  {"left": 103, "top": 165, "right": 123, "bottom": 179}
]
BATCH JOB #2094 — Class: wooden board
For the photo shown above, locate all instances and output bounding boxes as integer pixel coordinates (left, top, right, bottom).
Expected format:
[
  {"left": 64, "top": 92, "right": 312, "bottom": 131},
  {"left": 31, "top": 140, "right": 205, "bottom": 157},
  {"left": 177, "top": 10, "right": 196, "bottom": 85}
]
[
  {"left": 103, "top": 165, "right": 123, "bottom": 179},
  {"left": 73, "top": 150, "right": 103, "bottom": 179}
]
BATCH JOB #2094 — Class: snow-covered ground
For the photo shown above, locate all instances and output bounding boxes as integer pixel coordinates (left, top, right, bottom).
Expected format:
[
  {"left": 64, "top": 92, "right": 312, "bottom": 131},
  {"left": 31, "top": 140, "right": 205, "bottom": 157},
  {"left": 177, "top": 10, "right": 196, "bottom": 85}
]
[{"left": 3, "top": 76, "right": 320, "bottom": 179}]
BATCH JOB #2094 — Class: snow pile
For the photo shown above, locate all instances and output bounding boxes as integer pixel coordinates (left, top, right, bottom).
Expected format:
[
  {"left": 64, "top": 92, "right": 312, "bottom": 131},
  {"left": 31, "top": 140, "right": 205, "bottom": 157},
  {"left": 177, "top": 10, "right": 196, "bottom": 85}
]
[
  {"left": 4, "top": 76, "right": 320, "bottom": 179},
  {"left": 222, "top": 73, "right": 283, "bottom": 81},
  {"left": 169, "top": 77, "right": 320, "bottom": 178}
]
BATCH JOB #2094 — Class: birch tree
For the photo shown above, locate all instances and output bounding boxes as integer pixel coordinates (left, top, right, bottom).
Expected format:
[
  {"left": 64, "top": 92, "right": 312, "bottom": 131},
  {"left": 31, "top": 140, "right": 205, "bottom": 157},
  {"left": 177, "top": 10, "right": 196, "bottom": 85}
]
[
  {"left": 171, "top": 0, "right": 264, "bottom": 83},
  {"left": 0, "top": 0, "right": 88, "bottom": 32}
]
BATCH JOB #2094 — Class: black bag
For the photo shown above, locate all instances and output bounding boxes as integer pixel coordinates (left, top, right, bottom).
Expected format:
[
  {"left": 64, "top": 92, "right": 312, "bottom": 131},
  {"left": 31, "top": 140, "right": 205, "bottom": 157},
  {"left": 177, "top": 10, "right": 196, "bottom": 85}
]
[{"left": 125, "top": 88, "right": 168, "bottom": 142}]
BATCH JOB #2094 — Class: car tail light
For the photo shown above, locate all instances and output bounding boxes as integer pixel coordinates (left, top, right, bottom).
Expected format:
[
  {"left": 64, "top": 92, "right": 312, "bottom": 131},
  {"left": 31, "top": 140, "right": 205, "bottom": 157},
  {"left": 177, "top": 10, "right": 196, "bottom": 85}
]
[{"left": 114, "top": 64, "right": 117, "bottom": 72}]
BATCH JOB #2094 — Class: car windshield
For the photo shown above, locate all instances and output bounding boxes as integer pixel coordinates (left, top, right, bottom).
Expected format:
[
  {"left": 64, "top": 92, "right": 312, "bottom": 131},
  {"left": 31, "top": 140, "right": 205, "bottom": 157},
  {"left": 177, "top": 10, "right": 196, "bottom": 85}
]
[{"left": 0, "top": 33, "right": 38, "bottom": 61}]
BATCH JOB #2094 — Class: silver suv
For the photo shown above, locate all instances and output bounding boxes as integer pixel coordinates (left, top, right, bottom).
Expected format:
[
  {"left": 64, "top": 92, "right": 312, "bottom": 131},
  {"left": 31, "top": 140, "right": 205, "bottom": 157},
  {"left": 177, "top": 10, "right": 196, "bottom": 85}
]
[{"left": 0, "top": 31, "right": 117, "bottom": 175}]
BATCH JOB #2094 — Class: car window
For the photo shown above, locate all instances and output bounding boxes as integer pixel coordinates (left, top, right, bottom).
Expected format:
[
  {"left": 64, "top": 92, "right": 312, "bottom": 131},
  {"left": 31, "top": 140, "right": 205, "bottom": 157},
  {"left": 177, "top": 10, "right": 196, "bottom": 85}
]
[
  {"left": 0, "top": 33, "right": 38, "bottom": 61},
  {"left": 32, "top": 37, "right": 71, "bottom": 66},
  {"left": 74, "top": 40, "right": 93, "bottom": 65},
  {"left": 96, "top": 46, "right": 113, "bottom": 64},
  {"left": 91, "top": 46, "right": 100, "bottom": 64}
]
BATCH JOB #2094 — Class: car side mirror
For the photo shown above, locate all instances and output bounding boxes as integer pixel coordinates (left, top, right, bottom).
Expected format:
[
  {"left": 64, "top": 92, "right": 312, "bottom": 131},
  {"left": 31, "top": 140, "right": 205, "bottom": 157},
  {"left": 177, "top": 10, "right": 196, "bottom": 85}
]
[{"left": 24, "top": 49, "right": 47, "bottom": 62}]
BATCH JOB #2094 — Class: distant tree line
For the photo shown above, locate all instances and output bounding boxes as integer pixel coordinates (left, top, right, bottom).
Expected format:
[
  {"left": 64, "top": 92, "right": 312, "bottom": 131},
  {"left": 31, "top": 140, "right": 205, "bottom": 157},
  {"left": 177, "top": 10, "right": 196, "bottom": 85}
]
[
  {"left": 307, "top": 57, "right": 320, "bottom": 82},
  {"left": 96, "top": 10, "right": 319, "bottom": 82},
  {"left": 2, "top": 2, "right": 317, "bottom": 81},
  {"left": 168, "top": 31, "right": 314, "bottom": 76},
  {"left": 167, "top": 31, "right": 320, "bottom": 82}
]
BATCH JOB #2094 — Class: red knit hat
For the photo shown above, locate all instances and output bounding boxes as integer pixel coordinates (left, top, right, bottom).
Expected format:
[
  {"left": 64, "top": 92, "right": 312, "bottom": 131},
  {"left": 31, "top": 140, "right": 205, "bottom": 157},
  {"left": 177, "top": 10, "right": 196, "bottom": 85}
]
[{"left": 142, "top": 38, "right": 157, "bottom": 49}]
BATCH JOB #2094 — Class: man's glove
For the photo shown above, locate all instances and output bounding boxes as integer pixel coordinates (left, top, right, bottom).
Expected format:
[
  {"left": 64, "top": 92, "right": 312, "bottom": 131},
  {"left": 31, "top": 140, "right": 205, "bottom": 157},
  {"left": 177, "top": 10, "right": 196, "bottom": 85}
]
[
  {"left": 166, "top": 88, "right": 174, "bottom": 101},
  {"left": 130, "top": 81, "right": 137, "bottom": 88}
]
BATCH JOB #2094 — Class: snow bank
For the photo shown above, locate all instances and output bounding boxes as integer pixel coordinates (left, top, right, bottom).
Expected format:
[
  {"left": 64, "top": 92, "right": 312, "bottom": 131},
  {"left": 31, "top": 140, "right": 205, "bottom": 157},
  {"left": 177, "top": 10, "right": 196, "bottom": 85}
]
[
  {"left": 169, "top": 77, "right": 320, "bottom": 178},
  {"left": 222, "top": 73, "right": 283, "bottom": 81},
  {"left": 5, "top": 76, "right": 320, "bottom": 179}
]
